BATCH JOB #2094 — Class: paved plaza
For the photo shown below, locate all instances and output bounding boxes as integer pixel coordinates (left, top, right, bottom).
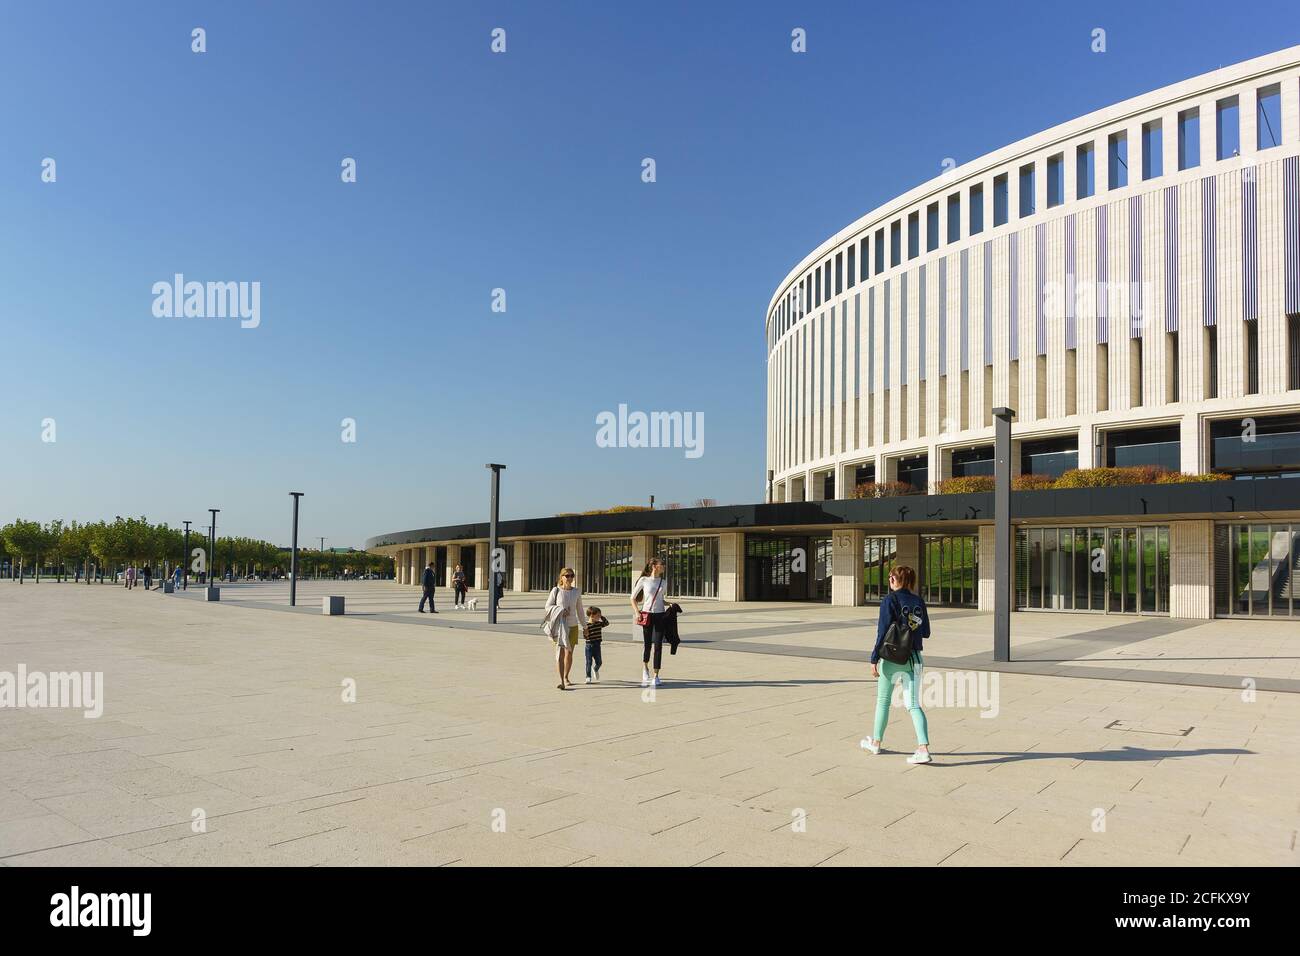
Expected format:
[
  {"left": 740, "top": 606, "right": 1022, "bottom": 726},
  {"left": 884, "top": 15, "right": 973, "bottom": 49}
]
[{"left": 1, "top": 581, "right": 1297, "bottom": 866}]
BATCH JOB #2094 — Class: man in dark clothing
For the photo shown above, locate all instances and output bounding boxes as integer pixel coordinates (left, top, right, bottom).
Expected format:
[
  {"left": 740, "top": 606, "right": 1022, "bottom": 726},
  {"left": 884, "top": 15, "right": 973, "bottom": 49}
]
[{"left": 419, "top": 562, "right": 438, "bottom": 613}]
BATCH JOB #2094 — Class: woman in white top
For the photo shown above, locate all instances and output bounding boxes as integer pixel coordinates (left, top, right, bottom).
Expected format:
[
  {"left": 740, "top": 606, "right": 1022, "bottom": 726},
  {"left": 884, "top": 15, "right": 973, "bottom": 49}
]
[
  {"left": 630, "top": 558, "right": 671, "bottom": 687},
  {"left": 545, "top": 567, "right": 586, "bottom": 690}
]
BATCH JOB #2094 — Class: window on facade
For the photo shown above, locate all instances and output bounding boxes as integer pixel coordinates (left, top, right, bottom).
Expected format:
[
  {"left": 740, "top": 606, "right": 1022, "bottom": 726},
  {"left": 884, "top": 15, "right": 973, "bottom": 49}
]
[
  {"left": 824, "top": 261, "right": 832, "bottom": 302},
  {"left": 947, "top": 193, "right": 960, "bottom": 243},
  {"left": 1178, "top": 107, "right": 1200, "bottom": 170},
  {"left": 584, "top": 538, "right": 633, "bottom": 594},
  {"left": 1104, "top": 425, "right": 1181, "bottom": 470},
  {"left": 1210, "top": 413, "right": 1300, "bottom": 477},
  {"left": 1215, "top": 97, "right": 1239, "bottom": 161},
  {"left": 1108, "top": 131, "right": 1128, "bottom": 188},
  {"left": 1018, "top": 163, "right": 1035, "bottom": 217},
  {"left": 847, "top": 245, "right": 856, "bottom": 289},
  {"left": 890, "top": 220, "right": 901, "bottom": 267},
  {"left": 1020, "top": 437, "right": 1079, "bottom": 477},
  {"left": 835, "top": 251, "right": 843, "bottom": 295},
  {"left": 969, "top": 183, "right": 984, "bottom": 234},
  {"left": 1257, "top": 84, "right": 1282, "bottom": 150},
  {"left": 528, "top": 541, "right": 565, "bottom": 591},
  {"left": 875, "top": 228, "right": 885, "bottom": 273},
  {"left": 1141, "top": 120, "right": 1162, "bottom": 180},
  {"left": 926, "top": 202, "right": 940, "bottom": 251},
  {"left": 951, "top": 445, "right": 994, "bottom": 477},
  {"left": 896, "top": 454, "right": 929, "bottom": 493},
  {"left": 1046, "top": 154, "right": 1063, "bottom": 207},
  {"left": 907, "top": 211, "right": 920, "bottom": 259},
  {"left": 993, "top": 174, "right": 1009, "bottom": 226},
  {"left": 860, "top": 236, "right": 869, "bottom": 281},
  {"left": 815, "top": 268, "right": 822, "bottom": 307},
  {"left": 1076, "top": 142, "right": 1095, "bottom": 199}
]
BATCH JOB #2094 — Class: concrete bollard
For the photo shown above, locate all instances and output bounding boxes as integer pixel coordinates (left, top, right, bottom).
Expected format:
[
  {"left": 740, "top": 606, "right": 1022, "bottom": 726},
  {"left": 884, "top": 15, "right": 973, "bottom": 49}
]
[
  {"left": 205, "top": 586, "right": 221, "bottom": 602},
  {"left": 163, "top": 580, "right": 175, "bottom": 594},
  {"left": 323, "top": 595, "right": 345, "bottom": 616}
]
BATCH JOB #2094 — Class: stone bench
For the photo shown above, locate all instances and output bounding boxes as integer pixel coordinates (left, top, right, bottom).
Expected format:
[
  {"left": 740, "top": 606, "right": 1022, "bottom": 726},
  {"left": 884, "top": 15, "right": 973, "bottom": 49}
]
[{"left": 323, "top": 596, "right": 345, "bottom": 616}]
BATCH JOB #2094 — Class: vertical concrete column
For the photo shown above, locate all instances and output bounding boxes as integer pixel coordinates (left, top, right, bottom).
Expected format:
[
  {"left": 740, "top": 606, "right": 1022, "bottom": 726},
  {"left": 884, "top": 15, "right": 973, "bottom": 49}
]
[
  {"left": 444, "top": 549, "right": 457, "bottom": 589},
  {"left": 1160, "top": 107, "right": 1179, "bottom": 177},
  {"left": 410, "top": 549, "right": 420, "bottom": 587},
  {"left": 395, "top": 550, "right": 404, "bottom": 584},
  {"left": 978, "top": 525, "right": 997, "bottom": 611},
  {"left": 1282, "top": 68, "right": 1300, "bottom": 144},
  {"left": 831, "top": 529, "right": 864, "bottom": 607},
  {"left": 806, "top": 469, "right": 822, "bottom": 501},
  {"left": 1170, "top": 520, "right": 1214, "bottom": 619},
  {"left": 565, "top": 538, "right": 585, "bottom": 590},
  {"left": 475, "top": 542, "right": 489, "bottom": 590},
  {"left": 895, "top": 534, "right": 921, "bottom": 576},
  {"left": 1238, "top": 87, "right": 1257, "bottom": 161},
  {"left": 630, "top": 535, "right": 654, "bottom": 580},
  {"left": 424, "top": 546, "right": 435, "bottom": 582},
  {"left": 513, "top": 541, "right": 528, "bottom": 592},
  {"left": 1180, "top": 414, "right": 1203, "bottom": 474},
  {"left": 717, "top": 532, "right": 744, "bottom": 602}
]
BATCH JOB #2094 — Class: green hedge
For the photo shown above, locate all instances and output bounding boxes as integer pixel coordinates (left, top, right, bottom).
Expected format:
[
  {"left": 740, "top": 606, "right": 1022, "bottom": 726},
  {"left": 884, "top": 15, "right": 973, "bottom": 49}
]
[{"left": 934, "top": 467, "right": 1230, "bottom": 494}]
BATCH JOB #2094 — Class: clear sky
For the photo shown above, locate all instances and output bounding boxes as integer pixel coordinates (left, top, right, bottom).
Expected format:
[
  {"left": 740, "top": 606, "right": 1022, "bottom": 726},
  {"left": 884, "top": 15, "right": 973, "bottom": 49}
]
[{"left": 2, "top": 0, "right": 1296, "bottom": 547}]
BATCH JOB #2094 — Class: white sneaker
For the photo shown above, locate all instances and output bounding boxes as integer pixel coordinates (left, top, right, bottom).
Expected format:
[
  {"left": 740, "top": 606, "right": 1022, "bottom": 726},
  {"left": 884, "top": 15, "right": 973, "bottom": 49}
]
[
  {"left": 593, "top": 669, "right": 600, "bottom": 683},
  {"left": 641, "top": 670, "right": 650, "bottom": 687},
  {"left": 584, "top": 677, "right": 592, "bottom": 684},
  {"left": 907, "top": 750, "right": 932, "bottom": 764},
  {"left": 653, "top": 675, "right": 662, "bottom": 688},
  {"left": 860, "top": 738, "right": 880, "bottom": 755}
]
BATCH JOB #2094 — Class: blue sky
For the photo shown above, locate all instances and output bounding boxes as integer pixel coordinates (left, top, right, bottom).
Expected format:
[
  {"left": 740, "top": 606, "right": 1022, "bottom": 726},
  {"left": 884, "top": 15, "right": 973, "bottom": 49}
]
[{"left": 2, "top": 0, "right": 1296, "bottom": 547}]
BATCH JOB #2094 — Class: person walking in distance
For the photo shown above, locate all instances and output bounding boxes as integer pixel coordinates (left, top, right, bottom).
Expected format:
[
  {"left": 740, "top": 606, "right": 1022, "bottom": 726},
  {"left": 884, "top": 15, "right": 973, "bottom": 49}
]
[
  {"left": 631, "top": 558, "right": 671, "bottom": 688},
  {"left": 452, "top": 564, "right": 467, "bottom": 607},
  {"left": 419, "top": 561, "right": 438, "bottom": 614},
  {"left": 861, "top": 565, "right": 932, "bottom": 764},
  {"left": 544, "top": 568, "right": 586, "bottom": 689},
  {"left": 124, "top": 564, "right": 136, "bottom": 590}
]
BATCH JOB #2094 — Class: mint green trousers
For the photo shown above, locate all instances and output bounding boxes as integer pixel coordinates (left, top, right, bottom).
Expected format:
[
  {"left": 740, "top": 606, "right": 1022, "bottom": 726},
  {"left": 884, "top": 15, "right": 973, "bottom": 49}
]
[{"left": 872, "top": 654, "right": 929, "bottom": 746}]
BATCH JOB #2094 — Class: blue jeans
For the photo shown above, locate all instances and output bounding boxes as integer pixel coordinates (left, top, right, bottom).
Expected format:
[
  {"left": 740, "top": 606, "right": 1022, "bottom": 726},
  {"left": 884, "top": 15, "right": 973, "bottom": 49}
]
[{"left": 584, "top": 641, "right": 603, "bottom": 678}]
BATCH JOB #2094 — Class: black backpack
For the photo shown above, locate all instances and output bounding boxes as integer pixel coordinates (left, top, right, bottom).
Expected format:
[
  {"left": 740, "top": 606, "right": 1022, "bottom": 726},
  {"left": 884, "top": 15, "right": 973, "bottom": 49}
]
[{"left": 879, "top": 594, "right": 920, "bottom": 665}]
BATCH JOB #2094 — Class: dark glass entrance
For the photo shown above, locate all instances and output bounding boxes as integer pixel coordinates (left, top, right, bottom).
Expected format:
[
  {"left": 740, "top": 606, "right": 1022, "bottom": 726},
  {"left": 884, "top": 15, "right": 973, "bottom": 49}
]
[{"left": 744, "top": 534, "right": 831, "bottom": 601}]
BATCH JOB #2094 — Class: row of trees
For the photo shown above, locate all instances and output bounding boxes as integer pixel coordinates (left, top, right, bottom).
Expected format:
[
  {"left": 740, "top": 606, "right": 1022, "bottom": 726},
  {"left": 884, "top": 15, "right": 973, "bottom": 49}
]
[{"left": 0, "top": 517, "right": 393, "bottom": 582}]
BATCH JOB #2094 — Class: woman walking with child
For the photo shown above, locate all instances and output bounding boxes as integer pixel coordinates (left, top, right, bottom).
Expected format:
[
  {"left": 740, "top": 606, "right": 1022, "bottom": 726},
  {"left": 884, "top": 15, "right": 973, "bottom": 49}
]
[{"left": 544, "top": 567, "right": 586, "bottom": 690}]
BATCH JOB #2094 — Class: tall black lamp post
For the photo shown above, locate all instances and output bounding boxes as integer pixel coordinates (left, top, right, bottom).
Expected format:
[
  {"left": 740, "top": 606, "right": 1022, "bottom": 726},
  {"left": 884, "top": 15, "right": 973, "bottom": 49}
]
[
  {"left": 486, "top": 464, "right": 506, "bottom": 625},
  {"left": 208, "top": 509, "right": 219, "bottom": 588},
  {"left": 289, "top": 493, "right": 304, "bottom": 606},
  {"left": 182, "top": 520, "right": 192, "bottom": 590},
  {"left": 992, "top": 408, "right": 1016, "bottom": 663}
]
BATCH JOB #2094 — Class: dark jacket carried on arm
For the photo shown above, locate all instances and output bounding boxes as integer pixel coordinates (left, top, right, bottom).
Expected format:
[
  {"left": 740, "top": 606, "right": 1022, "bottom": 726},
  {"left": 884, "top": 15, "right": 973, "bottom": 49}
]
[
  {"left": 871, "top": 589, "right": 930, "bottom": 664},
  {"left": 422, "top": 568, "right": 436, "bottom": 590}
]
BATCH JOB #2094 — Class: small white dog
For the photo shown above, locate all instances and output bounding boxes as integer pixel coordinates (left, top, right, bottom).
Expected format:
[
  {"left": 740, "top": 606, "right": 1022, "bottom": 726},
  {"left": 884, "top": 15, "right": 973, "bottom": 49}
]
[{"left": 466, "top": 598, "right": 478, "bottom": 611}]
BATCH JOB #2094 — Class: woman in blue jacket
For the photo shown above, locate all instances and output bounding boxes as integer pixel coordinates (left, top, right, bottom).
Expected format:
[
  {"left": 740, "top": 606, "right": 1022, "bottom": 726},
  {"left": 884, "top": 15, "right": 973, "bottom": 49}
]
[{"left": 861, "top": 565, "right": 932, "bottom": 764}]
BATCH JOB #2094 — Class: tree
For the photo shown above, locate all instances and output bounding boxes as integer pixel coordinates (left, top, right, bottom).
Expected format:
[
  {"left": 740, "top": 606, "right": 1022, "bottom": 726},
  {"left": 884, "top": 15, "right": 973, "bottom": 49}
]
[{"left": 2, "top": 520, "right": 44, "bottom": 583}]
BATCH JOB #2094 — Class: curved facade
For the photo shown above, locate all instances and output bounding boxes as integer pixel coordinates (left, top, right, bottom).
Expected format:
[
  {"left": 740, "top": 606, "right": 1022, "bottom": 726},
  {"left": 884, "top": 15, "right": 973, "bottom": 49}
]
[{"left": 765, "top": 47, "right": 1300, "bottom": 503}]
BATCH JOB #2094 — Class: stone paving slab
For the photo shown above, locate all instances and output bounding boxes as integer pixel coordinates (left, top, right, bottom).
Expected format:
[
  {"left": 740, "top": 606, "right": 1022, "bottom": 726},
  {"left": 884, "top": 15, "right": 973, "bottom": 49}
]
[{"left": 0, "top": 582, "right": 1297, "bottom": 867}]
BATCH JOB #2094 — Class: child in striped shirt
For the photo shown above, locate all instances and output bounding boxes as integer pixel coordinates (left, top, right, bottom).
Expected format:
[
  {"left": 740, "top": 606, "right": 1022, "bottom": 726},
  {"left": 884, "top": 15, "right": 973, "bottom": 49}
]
[{"left": 583, "top": 607, "right": 609, "bottom": 684}]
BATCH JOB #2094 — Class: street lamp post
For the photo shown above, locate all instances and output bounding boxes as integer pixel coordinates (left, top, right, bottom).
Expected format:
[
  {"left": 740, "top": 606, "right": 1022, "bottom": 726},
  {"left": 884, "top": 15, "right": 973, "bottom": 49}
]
[
  {"left": 486, "top": 464, "right": 506, "bottom": 625},
  {"left": 208, "top": 509, "right": 219, "bottom": 591},
  {"left": 289, "top": 493, "right": 304, "bottom": 606},
  {"left": 992, "top": 407, "right": 1016, "bottom": 663},
  {"left": 182, "top": 520, "right": 192, "bottom": 590}
]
